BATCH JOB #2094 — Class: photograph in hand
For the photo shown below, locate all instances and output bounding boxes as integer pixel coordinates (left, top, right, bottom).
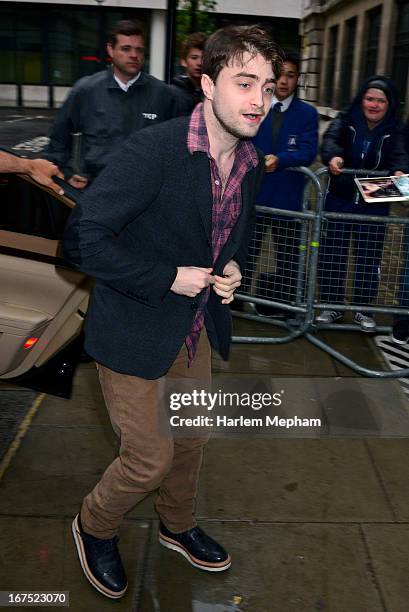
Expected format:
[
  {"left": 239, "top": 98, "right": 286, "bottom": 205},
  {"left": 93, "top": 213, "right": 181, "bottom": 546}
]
[{"left": 354, "top": 175, "right": 409, "bottom": 203}]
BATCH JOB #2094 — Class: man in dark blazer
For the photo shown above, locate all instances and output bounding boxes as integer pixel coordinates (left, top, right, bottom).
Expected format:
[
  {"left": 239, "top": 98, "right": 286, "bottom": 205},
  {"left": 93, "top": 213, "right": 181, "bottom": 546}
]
[{"left": 64, "top": 25, "right": 281, "bottom": 599}]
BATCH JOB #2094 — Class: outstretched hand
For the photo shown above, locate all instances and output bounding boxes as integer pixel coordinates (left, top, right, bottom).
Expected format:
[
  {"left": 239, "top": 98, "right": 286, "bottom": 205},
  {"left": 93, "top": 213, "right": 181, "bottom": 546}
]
[{"left": 26, "top": 159, "right": 65, "bottom": 195}]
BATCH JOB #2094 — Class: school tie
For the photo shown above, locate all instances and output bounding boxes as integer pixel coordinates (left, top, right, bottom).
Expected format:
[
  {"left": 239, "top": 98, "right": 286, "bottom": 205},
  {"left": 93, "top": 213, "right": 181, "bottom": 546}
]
[{"left": 273, "top": 102, "right": 283, "bottom": 113}]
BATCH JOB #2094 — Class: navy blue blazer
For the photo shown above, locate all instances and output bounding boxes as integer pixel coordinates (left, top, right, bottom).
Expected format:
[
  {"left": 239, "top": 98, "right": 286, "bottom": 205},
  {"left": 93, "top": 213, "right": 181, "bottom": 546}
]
[
  {"left": 252, "top": 97, "right": 318, "bottom": 211},
  {"left": 63, "top": 116, "right": 264, "bottom": 378}
]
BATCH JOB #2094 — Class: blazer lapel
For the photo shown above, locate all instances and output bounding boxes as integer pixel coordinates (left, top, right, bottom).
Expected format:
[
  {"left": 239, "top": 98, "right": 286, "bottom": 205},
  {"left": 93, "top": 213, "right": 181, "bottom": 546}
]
[
  {"left": 229, "top": 177, "right": 251, "bottom": 245},
  {"left": 185, "top": 151, "right": 213, "bottom": 244},
  {"left": 213, "top": 173, "right": 254, "bottom": 272}
]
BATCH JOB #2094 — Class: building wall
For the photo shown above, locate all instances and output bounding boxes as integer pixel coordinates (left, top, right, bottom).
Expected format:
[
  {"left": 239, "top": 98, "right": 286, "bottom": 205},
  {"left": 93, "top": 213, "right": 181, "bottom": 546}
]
[
  {"left": 301, "top": 0, "right": 409, "bottom": 118},
  {"left": 1, "top": 0, "right": 301, "bottom": 18}
]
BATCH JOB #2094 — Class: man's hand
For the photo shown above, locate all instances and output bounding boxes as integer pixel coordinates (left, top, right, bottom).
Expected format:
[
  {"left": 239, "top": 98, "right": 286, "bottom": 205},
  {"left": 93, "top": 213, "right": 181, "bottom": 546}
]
[
  {"left": 68, "top": 174, "right": 89, "bottom": 189},
  {"left": 394, "top": 171, "right": 405, "bottom": 177},
  {"left": 26, "top": 159, "right": 64, "bottom": 195},
  {"left": 213, "top": 260, "right": 242, "bottom": 304},
  {"left": 171, "top": 266, "right": 214, "bottom": 297},
  {"left": 265, "top": 154, "right": 279, "bottom": 173},
  {"left": 328, "top": 156, "right": 344, "bottom": 175}
]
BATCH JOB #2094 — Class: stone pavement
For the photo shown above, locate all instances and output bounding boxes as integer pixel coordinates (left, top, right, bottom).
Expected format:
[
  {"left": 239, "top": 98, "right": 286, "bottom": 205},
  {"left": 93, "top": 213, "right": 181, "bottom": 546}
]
[{"left": 0, "top": 317, "right": 408, "bottom": 611}]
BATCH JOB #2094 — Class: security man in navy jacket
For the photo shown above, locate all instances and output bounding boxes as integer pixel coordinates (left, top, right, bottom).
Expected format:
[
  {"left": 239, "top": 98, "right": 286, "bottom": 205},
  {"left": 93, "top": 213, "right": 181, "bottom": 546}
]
[{"left": 43, "top": 20, "right": 179, "bottom": 189}]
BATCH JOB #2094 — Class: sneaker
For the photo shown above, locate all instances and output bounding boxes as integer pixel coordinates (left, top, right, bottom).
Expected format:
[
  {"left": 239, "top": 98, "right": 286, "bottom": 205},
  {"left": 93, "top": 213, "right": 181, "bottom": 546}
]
[
  {"left": 315, "top": 310, "right": 343, "bottom": 324},
  {"left": 354, "top": 312, "right": 376, "bottom": 332},
  {"left": 159, "top": 521, "right": 231, "bottom": 572},
  {"left": 391, "top": 320, "right": 409, "bottom": 345},
  {"left": 72, "top": 514, "right": 127, "bottom": 599}
]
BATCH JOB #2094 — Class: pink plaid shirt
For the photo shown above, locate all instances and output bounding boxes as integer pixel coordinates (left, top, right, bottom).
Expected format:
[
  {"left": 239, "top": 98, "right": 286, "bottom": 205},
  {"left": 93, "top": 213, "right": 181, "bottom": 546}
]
[{"left": 184, "top": 103, "right": 259, "bottom": 364}]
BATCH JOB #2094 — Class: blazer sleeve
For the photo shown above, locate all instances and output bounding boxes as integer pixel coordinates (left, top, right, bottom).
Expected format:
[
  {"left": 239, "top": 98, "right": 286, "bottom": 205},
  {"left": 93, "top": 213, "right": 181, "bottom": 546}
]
[
  {"left": 276, "top": 106, "right": 319, "bottom": 169},
  {"left": 63, "top": 128, "right": 177, "bottom": 307}
]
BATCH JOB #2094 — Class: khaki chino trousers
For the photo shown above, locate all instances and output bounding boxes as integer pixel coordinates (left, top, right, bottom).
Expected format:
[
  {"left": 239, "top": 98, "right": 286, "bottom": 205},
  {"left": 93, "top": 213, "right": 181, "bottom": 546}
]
[{"left": 81, "top": 330, "right": 211, "bottom": 539}]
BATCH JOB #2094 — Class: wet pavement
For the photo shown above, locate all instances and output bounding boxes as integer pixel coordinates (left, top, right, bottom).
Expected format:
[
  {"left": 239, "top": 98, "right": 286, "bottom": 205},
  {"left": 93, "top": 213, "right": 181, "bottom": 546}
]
[
  {"left": 0, "top": 107, "right": 55, "bottom": 155},
  {"left": 0, "top": 317, "right": 408, "bottom": 611}
]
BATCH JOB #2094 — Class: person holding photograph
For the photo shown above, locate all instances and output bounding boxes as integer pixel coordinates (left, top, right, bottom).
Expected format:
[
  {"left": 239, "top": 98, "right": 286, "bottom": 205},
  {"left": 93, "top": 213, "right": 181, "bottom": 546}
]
[{"left": 316, "top": 75, "right": 409, "bottom": 331}]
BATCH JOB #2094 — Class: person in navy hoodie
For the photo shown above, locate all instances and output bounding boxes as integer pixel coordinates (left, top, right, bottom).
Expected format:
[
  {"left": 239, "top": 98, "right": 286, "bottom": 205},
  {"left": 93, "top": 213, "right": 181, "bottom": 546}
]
[
  {"left": 317, "top": 76, "right": 408, "bottom": 331},
  {"left": 242, "top": 52, "right": 318, "bottom": 315}
]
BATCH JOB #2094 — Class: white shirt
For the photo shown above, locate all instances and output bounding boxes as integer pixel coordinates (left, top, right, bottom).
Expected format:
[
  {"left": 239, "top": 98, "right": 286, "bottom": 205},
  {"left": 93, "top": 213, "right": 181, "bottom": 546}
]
[
  {"left": 114, "top": 72, "right": 141, "bottom": 92},
  {"left": 271, "top": 93, "right": 294, "bottom": 112}
]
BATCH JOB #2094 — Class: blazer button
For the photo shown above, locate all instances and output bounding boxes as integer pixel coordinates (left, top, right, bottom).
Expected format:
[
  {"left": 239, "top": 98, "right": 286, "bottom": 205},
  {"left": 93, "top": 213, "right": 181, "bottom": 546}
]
[{"left": 191, "top": 302, "right": 198, "bottom": 310}]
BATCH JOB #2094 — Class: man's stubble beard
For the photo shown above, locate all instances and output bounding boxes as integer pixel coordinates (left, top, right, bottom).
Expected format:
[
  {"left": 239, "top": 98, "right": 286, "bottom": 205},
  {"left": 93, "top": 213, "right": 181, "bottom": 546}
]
[{"left": 211, "top": 98, "right": 259, "bottom": 141}]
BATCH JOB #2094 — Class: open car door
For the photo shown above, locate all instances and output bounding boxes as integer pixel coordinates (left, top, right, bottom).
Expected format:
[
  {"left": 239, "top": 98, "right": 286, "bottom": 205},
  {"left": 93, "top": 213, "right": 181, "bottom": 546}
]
[{"left": 0, "top": 170, "right": 93, "bottom": 397}]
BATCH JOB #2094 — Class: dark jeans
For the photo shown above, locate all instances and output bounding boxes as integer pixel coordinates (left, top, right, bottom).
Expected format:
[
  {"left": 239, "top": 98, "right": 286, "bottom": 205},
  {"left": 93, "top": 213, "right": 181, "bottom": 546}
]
[
  {"left": 318, "top": 193, "right": 388, "bottom": 307},
  {"left": 318, "top": 219, "right": 386, "bottom": 304}
]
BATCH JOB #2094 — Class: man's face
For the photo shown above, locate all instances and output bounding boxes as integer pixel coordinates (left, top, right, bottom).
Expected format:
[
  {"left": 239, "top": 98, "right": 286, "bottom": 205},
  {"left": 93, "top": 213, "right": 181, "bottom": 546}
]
[
  {"left": 362, "top": 88, "right": 389, "bottom": 127},
  {"left": 107, "top": 34, "right": 145, "bottom": 81},
  {"left": 275, "top": 61, "right": 298, "bottom": 101},
  {"left": 181, "top": 47, "right": 203, "bottom": 81},
  {"left": 203, "top": 52, "right": 275, "bottom": 139}
]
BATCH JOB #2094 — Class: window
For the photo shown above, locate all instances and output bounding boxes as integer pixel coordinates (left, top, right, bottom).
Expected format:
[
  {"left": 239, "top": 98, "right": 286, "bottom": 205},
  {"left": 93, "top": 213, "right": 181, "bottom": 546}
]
[
  {"left": 340, "top": 17, "right": 357, "bottom": 107},
  {"left": 0, "top": 10, "right": 16, "bottom": 82},
  {"left": 324, "top": 25, "right": 338, "bottom": 106},
  {"left": 392, "top": 1, "right": 409, "bottom": 114},
  {"left": 0, "top": 175, "right": 71, "bottom": 241},
  {"left": 0, "top": 5, "right": 149, "bottom": 86},
  {"left": 363, "top": 6, "right": 382, "bottom": 80}
]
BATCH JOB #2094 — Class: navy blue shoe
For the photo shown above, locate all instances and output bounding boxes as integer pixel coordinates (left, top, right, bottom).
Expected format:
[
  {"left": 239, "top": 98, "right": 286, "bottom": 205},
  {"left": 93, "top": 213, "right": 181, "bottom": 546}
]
[
  {"left": 158, "top": 521, "right": 231, "bottom": 572},
  {"left": 72, "top": 514, "right": 127, "bottom": 599}
]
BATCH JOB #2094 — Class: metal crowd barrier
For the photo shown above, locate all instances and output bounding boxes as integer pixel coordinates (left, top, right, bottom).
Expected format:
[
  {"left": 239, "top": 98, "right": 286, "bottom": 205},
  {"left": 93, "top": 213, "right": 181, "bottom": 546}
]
[{"left": 232, "top": 166, "right": 409, "bottom": 378}]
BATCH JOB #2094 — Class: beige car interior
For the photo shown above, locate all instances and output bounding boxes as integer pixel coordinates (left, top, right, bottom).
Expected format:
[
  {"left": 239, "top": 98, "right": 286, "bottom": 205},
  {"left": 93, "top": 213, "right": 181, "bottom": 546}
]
[{"left": 0, "top": 177, "right": 93, "bottom": 379}]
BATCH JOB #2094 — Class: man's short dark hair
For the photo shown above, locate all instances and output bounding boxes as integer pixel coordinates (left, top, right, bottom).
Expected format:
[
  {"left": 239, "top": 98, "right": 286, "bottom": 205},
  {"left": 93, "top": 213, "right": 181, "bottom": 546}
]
[
  {"left": 283, "top": 51, "right": 300, "bottom": 73},
  {"left": 108, "top": 20, "right": 145, "bottom": 47},
  {"left": 202, "top": 25, "right": 283, "bottom": 83},
  {"left": 180, "top": 32, "right": 207, "bottom": 59}
]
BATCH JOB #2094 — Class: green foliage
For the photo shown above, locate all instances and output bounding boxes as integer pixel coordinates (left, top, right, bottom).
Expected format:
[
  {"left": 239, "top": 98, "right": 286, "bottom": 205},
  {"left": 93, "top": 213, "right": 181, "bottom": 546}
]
[{"left": 176, "top": 0, "right": 217, "bottom": 51}]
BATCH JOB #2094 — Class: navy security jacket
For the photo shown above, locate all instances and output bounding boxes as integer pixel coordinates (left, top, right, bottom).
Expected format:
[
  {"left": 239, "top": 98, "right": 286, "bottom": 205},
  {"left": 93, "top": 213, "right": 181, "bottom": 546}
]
[
  {"left": 43, "top": 69, "right": 179, "bottom": 181},
  {"left": 252, "top": 97, "right": 318, "bottom": 211},
  {"left": 63, "top": 116, "right": 264, "bottom": 379}
]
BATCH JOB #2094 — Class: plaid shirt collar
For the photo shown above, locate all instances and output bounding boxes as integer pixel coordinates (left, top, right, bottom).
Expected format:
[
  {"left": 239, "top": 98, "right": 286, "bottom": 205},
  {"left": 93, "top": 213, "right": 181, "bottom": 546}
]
[{"left": 187, "top": 102, "right": 259, "bottom": 169}]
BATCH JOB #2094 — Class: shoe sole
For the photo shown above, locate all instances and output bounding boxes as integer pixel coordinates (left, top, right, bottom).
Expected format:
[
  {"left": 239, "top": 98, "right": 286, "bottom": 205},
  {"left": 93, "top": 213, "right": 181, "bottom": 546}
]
[
  {"left": 355, "top": 322, "right": 376, "bottom": 333},
  {"left": 71, "top": 515, "right": 127, "bottom": 599},
  {"left": 391, "top": 335, "right": 409, "bottom": 345},
  {"left": 158, "top": 532, "right": 231, "bottom": 572}
]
